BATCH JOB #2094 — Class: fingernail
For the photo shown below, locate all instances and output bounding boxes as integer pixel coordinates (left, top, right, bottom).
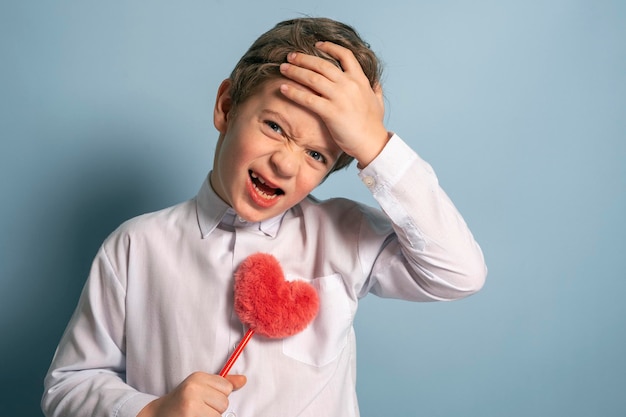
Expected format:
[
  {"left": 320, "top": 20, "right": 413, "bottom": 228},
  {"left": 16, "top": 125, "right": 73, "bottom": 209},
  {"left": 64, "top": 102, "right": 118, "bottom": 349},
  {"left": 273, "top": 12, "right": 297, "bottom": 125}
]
[
  {"left": 287, "top": 52, "right": 297, "bottom": 60},
  {"left": 315, "top": 41, "right": 324, "bottom": 47},
  {"left": 280, "top": 63, "right": 289, "bottom": 72}
]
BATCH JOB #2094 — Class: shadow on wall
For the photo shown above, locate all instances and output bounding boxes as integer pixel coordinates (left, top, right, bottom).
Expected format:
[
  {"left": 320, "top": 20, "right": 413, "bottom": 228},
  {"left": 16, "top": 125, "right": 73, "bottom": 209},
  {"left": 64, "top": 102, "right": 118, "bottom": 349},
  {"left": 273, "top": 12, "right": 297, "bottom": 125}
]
[{"left": 1, "top": 130, "right": 167, "bottom": 417}]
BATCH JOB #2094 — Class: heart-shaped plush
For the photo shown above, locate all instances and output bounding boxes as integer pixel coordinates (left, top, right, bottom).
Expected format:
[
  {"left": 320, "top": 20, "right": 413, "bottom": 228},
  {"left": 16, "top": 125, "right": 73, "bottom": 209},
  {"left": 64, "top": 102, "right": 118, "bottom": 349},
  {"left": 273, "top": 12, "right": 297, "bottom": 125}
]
[{"left": 234, "top": 253, "right": 319, "bottom": 338}]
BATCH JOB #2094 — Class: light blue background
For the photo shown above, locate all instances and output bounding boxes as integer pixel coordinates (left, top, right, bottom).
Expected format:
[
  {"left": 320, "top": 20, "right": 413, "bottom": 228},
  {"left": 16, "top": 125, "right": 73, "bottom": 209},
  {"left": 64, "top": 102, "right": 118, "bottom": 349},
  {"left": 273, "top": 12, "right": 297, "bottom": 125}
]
[{"left": 1, "top": 1, "right": 624, "bottom": 416}]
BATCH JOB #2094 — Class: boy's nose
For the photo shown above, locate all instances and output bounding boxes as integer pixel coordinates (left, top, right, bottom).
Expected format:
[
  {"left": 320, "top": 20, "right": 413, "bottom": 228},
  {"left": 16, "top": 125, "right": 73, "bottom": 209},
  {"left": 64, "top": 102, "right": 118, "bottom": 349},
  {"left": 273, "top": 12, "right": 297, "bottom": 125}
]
[{"left": 270, "top": 148, "right": 299, "bottom": 178}]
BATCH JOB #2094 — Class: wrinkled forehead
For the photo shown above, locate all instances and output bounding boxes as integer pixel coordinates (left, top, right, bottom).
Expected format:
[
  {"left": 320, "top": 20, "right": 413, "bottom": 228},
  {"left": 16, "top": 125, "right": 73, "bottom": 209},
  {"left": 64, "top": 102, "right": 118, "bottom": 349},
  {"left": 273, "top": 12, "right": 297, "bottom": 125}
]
[{"left": 257, "top": 78, "right": 342, "bottom": 157}]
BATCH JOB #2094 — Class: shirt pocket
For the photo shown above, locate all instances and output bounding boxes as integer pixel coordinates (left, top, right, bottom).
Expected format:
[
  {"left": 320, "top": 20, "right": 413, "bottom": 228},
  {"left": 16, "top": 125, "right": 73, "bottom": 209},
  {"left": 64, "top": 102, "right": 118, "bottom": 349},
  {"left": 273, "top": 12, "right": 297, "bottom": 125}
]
[{"left": 282, "top": 273, "right": 353, "bottom": 367}]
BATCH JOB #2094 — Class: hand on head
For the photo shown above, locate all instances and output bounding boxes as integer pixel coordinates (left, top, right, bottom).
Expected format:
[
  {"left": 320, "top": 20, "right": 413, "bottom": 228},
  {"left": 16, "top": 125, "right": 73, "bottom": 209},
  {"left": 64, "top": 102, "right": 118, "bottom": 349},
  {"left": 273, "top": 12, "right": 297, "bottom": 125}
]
[{"left": 278, "top": 41, "right": 390, "bottom": 168}]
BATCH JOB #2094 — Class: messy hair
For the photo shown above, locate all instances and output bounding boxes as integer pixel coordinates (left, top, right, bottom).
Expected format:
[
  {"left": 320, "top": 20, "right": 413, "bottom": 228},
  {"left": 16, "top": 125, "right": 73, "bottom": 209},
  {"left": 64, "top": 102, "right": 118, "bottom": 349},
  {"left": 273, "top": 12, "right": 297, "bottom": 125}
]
[{"left": 228, "top": 17, "right": 383, "bottom": 173}]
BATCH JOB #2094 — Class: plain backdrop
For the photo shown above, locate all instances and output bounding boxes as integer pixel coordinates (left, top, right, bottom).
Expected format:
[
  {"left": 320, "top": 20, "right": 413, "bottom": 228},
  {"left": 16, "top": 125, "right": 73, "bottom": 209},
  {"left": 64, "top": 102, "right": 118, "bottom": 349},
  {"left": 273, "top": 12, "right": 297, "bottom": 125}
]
[{"left": 1, "top": 1, "right": 624, "bottom": 416}]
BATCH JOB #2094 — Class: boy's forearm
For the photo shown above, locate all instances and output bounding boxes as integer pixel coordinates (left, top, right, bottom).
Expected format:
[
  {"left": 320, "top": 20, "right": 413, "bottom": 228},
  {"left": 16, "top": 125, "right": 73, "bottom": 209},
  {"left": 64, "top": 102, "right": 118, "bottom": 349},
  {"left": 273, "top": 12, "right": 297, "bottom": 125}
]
[
  {"left": 359, "top": 134, "right": 486, "bottom": 299},
  {"left": 42, "top": 370, "right": 156, "bottom": 417},
  {"left": 42, "top": 246, "right": 155, "bottom": 417}
]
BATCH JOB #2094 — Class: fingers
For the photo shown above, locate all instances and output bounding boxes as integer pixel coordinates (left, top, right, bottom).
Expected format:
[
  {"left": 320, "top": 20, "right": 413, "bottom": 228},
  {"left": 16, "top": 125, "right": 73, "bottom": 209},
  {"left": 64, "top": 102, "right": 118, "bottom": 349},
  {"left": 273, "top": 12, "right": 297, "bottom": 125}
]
[
  {"left": 314, "top": 41, "right": 363, "bottom": 73},
  {"left": 278, "top": 45, "right": 362, "bottom": 116},
  {"left": 279, "top": 56, "right": 335, "bottom": 100},
  {"left": 138, "top": 372, "right": 247, "bottom": 417},
  {"left": 283, "top": 49, "right": 342, "bottom": 84},
  {"left": 279, "top": 41, "right": 373, "bottom": 95},
  {"left": 284, "top": 41, "right": 362, "bottom": 77},
  {"left": 226, "top": 374, "right": 247, "bottom": 391}
]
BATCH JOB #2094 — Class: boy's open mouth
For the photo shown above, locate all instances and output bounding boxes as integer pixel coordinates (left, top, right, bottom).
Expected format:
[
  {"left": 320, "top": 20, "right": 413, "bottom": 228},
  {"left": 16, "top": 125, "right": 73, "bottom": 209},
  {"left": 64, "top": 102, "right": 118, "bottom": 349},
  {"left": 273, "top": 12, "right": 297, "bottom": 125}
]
[{"left": 249, "top": 170, "right": 284, "bottom": 199}]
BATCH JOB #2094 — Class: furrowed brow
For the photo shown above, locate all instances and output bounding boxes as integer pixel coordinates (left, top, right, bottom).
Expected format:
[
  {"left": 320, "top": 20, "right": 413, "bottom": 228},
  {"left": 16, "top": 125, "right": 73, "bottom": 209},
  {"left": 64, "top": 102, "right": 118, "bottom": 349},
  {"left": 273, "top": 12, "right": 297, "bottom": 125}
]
[
  {"left": 260, "top": 109, "right": 339, "bottom": 161},
  {"left": 260, "top": 109, "right": 295, "bottom": 139}
]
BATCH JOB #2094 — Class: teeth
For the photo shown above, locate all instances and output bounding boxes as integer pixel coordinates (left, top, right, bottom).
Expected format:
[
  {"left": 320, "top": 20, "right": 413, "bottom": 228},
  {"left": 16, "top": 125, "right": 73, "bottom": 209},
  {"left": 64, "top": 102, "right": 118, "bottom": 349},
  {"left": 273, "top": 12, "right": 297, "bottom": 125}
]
[
  {"left": 250, "top": 171, "right": 266, "bottom": 184},
  {"left": 252, "top": 183, "right": 278, "bottom": 199},
  {"left": 250, "top": 170, "right": 281, "bottom": 200}
]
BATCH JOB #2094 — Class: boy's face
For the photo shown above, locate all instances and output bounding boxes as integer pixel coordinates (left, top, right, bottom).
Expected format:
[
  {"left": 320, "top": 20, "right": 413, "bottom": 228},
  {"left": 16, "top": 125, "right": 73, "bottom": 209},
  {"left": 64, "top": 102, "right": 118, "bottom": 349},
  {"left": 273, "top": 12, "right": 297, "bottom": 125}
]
[{"left": 211, "top": 78, "right": 342, "bottom": 222}]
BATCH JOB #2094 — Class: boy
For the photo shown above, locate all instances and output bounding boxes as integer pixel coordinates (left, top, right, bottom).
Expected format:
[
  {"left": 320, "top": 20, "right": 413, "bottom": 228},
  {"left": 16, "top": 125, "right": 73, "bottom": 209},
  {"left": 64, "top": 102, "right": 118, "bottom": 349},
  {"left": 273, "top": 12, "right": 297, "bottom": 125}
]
[{"left": 42, "top": 17, "right": 486, "bottom": 417}]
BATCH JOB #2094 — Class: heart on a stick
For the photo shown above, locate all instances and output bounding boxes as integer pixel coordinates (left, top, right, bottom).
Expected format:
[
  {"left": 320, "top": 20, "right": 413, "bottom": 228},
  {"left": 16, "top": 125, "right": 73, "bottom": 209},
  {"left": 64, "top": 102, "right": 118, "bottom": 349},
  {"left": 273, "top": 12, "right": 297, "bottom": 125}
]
[
  {"left": 234, "top": 252, "right": 319, "bottom": 338},
  {"left": 220, "top": 253, "right": 319, "bottom": 376}
]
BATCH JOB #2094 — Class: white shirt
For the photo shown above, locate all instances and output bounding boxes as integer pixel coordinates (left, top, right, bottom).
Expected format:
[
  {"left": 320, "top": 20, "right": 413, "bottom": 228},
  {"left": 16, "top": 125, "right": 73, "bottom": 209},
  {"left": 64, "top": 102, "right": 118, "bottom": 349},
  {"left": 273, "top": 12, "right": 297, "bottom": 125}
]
[{"left": 42, "top": 134, "right": 486, "bottom": 417}]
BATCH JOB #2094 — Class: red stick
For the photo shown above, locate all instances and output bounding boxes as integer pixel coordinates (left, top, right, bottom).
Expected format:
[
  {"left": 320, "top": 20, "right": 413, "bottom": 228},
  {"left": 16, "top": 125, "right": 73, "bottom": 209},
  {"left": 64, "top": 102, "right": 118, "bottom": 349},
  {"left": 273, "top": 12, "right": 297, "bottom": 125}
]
[{"left": 219, "top": 328, "right": 255, "bottom": 377}]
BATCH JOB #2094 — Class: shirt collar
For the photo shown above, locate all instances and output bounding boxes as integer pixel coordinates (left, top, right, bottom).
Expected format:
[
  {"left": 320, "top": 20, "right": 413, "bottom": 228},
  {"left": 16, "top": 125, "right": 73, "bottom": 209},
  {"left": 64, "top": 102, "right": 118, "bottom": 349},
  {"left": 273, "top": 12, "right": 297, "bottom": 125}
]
[{"left": 195, "top": 173, "right": 286, "bottom": 238}]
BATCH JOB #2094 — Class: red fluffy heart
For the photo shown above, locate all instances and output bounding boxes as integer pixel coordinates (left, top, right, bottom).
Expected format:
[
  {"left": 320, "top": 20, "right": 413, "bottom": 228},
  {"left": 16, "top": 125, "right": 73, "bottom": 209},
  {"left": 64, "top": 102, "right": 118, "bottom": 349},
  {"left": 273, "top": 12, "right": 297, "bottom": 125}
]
[{"left": 234, "top": 253, "right": 319, "bottom": 338}]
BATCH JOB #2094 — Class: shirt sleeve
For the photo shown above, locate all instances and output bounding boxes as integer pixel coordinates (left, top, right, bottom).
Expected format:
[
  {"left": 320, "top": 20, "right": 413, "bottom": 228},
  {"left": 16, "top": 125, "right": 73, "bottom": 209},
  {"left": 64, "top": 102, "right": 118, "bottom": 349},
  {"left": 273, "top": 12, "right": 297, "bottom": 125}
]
[
  {"left": 356, "top": 133, "right": 487, "bottom": 301},
  {"left": 41, "top": 242, "right": 157, "bottom": 417}
]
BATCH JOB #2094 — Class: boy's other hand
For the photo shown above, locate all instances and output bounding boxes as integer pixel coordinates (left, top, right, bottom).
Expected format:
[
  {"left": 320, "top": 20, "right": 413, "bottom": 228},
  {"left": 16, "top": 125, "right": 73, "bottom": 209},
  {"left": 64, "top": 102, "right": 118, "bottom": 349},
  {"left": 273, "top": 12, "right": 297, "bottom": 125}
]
[
  {"left": 137, "top": 372, "right": 246, "bottom": 417},
  {"left": 279, "top": 41, "right": 390, "bottom": 168}
]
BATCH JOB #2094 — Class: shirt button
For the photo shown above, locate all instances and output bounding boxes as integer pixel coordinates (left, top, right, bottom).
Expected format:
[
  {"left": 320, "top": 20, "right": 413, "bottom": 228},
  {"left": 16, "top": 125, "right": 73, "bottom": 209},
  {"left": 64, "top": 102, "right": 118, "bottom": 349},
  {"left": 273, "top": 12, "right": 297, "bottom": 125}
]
[
  {"left": 225, "top": 412, "right": 236, "bottom": 417},
  {"left": 237, "top": 216, "right": 247, "bottom": 223},
  {"left": 363, "top": 176, "right": 376, "bottom": 188}
]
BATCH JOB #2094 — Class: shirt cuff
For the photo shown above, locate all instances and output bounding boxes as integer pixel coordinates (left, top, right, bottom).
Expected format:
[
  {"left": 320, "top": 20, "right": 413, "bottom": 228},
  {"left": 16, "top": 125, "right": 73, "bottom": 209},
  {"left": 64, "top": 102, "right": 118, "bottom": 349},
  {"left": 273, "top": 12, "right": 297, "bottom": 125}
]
[
  {"left": 357, "top": 133, "right": 418, "bottom": 194},
  {"left": 114, "top": 392, "right": 159, "bottom": 417}
]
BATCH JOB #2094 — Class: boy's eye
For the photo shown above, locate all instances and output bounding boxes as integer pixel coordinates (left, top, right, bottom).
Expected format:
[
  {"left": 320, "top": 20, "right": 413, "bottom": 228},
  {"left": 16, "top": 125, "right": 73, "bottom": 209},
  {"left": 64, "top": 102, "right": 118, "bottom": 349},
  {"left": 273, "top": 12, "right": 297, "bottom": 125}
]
[
  {"left": 264, "top": 120, "right": 283, "bottom": 134},
  {"left": 307, "top": 150, "right": 327, "bottom": 164}
]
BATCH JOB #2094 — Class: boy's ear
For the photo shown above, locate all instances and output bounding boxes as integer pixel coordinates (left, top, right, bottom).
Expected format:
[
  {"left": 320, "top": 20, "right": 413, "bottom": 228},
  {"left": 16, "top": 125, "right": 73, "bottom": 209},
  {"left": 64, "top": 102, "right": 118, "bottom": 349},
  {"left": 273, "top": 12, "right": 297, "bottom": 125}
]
[{"left": 214, "top": 79, "right": 233, "bottom": 134}]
